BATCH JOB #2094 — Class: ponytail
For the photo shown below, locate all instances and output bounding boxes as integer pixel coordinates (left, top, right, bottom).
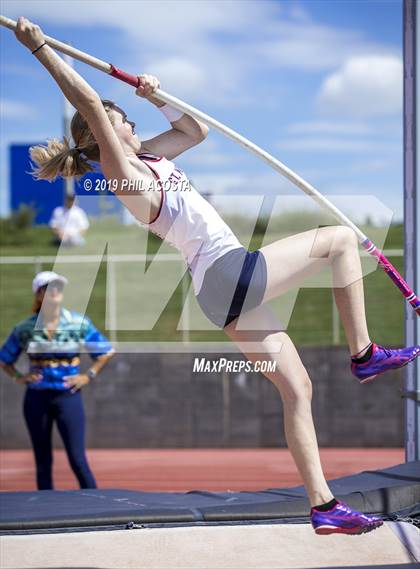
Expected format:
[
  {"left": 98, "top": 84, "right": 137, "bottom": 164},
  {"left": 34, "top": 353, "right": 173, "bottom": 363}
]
[{"left": 29, "top": 137, "right": 93, "bottom": 181}]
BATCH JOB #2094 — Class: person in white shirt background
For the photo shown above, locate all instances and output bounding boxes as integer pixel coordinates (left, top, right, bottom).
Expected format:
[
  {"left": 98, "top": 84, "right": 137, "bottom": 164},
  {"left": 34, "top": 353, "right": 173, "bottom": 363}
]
[{"left": 49, "top": 194, "right": 89, "bottom": 247}]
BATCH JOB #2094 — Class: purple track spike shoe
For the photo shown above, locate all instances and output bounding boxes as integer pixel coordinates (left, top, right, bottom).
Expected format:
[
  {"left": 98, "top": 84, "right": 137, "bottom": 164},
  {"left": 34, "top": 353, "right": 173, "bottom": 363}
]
[
  {"left": 351, "top": 343, "right": 420, "bottom": 384},
  {"left": 310, "top": 500, "right": 383, "bottom": 535}
]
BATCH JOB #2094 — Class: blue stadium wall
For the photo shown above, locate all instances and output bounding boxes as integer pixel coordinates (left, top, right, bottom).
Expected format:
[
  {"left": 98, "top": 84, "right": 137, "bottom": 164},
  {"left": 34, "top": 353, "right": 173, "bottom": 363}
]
[{"left": 10, "top": 144, "right": 123, "bottom": 225}]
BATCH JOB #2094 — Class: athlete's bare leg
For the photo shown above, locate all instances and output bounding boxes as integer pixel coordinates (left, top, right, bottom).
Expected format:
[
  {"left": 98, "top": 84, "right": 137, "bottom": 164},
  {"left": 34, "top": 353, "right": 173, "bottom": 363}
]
[
  {"left": 223, "top": 225, "right": 372, "bottom": 505},
  {"left": 259, "top": 225, "right": 371, "bottom": 355},
  {"left": 224, "top": 303, "right": 334, "bottom": 507}
]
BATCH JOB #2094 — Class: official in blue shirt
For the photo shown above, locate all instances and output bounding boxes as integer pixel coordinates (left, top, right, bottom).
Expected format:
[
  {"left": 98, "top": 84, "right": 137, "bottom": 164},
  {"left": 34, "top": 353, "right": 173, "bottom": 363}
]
[{"left": 0, "top": 271, "right": 114, "bottom": 490}]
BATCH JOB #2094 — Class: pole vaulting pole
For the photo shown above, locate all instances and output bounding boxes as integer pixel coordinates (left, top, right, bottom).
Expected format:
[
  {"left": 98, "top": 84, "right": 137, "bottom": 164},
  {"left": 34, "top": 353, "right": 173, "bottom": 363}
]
[{"left": 1, "top": 14, "right": 420, "bottom": 316}]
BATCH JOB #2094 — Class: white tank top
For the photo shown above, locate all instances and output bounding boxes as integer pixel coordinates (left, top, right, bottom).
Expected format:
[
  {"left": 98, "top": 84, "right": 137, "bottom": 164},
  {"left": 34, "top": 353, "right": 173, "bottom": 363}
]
[{"left": 137, "top": 153, "right": 243, "bottom": 295}]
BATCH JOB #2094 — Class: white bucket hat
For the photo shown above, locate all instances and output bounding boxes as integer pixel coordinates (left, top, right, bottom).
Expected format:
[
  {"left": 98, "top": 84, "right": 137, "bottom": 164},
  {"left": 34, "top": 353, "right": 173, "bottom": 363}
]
[{"left": 32, "top": 271, "right": 68, "bottom": 294}]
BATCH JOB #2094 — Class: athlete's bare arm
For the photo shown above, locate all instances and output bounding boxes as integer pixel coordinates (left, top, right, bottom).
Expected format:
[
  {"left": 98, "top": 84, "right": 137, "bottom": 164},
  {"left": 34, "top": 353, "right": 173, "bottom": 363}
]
[
  {"left": 15, "top": 19, "right": 143, "bottom": 183},
  {"left": 14, "top": 17, "right": 159, "bottom": 223},
  {"left": 136, "top": 74, "right": 209, "bottom": 160}
]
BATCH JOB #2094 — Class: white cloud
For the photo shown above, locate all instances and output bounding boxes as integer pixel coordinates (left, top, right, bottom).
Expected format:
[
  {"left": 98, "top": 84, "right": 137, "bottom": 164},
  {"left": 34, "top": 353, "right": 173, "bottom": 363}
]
[
  {"left": 322, "top": 187, "right": 399, "bottom": 222},
  {"left": 2, "top": 1, "right": 269, "bottom": 45},
  {"left": 318, "top": 55, "right": 403, "bottom": 117},
  {"left": 256, "top": 18, "right": 396, "bottom": 71},
  {"left": 3, "top": 0, "right": 273, "bottom": 106},
  {"left": 266, "top": 194, "right": 394, "bottom": 226},
  {"left": 277, "top": 136, "right": 399, "bottom": 153},
  {"left": 0, "top": 99, "right": 38, "bottom": 119},
  {"left": 285, "top": 120, "right": 373, "bottom": 136},
  {"left": 287, "top": 3, "right": 312, "bottom": 23},
  {"left": 180, "top": 151, "right": 231, "bottom": 168},
  {"left": 349, "top": 158, "right": 394, "bottom": 174},
  {"left": 1, "top": 1, "right": 403, "bottom": 221},
  {"left": 188, "top": 173, "right": 249, "bottom": 195},
  {"left": 143, "top": 57, "right": 207, "bottom": 102},
  {"left": 3, "top": 1, "right": 401, "bottom": 106},
  {"left": 186, "top": 170, "right": 295, "bottom": 202},
  {"left": 177, "top": 138, "right": 240, "bottom": 168}
]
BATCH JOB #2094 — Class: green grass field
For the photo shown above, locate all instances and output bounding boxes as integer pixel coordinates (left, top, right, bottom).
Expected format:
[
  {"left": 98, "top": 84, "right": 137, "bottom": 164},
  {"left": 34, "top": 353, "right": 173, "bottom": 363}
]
[{"left": 0, "top": 217, "right": 404, "bottom": 346}]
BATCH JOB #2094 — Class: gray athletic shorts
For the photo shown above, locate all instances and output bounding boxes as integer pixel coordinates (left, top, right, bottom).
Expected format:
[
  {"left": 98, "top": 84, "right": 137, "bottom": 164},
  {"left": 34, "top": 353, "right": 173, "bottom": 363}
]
[{"left": 196, "top": 247, "right": 267, "bottom": 329}]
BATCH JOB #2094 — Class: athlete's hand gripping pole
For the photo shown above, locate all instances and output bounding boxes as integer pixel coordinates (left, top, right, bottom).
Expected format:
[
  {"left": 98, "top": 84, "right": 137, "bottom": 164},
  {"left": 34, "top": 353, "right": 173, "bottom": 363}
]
[{"left": 1, "top": 14, "right": 418, "bottom": 315}]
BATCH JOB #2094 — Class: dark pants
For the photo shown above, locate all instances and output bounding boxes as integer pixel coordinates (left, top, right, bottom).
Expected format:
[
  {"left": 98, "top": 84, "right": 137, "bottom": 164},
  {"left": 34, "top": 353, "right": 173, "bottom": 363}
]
[{"left": 23, "top": 389, "right": 97, "bottom": 490}]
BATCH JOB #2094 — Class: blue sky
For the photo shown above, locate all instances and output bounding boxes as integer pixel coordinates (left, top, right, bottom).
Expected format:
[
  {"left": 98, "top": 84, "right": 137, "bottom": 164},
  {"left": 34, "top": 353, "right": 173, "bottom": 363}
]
[{"left": 0, "top": 0, "right": 403, "bottom": 223}]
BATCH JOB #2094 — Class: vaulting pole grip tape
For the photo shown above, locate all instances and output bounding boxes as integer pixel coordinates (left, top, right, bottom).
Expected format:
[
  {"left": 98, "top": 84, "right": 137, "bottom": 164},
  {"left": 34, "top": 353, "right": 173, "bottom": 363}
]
[{"left": 109, "top": 65, "right": 139, "bottom": 88}]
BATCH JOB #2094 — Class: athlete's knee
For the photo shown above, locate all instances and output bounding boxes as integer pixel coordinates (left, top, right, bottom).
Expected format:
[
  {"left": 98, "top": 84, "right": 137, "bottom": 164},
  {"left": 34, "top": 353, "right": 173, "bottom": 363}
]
[
  {"left": 332, "top": 225, "right": 358, "bottom": 253},
  {"left": 271, "top": 371, "right": 313, "bottom": 404},
  {"left": 314, "top": 225, "right": 357, "bottom": 259}
]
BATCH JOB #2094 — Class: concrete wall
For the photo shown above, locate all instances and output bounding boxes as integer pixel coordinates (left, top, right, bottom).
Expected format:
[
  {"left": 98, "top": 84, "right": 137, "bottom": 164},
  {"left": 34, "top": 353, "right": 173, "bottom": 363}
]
[{"left": 0, "top": 347, "right": 404, "bottom": 449}]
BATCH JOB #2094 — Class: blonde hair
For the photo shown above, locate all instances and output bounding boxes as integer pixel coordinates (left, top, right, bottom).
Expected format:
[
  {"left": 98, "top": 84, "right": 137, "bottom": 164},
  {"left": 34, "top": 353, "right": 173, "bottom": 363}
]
[{"left": 29, "top": 100, "right": 118, "bottom": 181}]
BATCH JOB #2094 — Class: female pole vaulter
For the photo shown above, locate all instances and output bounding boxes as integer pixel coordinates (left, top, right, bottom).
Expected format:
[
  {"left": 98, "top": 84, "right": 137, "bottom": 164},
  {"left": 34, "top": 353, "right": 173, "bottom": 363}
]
[{"left": 13, "top": 17, "right": 419, "bottom": 535}]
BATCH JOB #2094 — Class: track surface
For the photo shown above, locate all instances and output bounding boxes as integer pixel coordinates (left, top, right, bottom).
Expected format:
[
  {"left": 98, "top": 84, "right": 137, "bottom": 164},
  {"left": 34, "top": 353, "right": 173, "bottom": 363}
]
[{"left": 0, "top": 448, "right": 404, "bottom": 492}]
